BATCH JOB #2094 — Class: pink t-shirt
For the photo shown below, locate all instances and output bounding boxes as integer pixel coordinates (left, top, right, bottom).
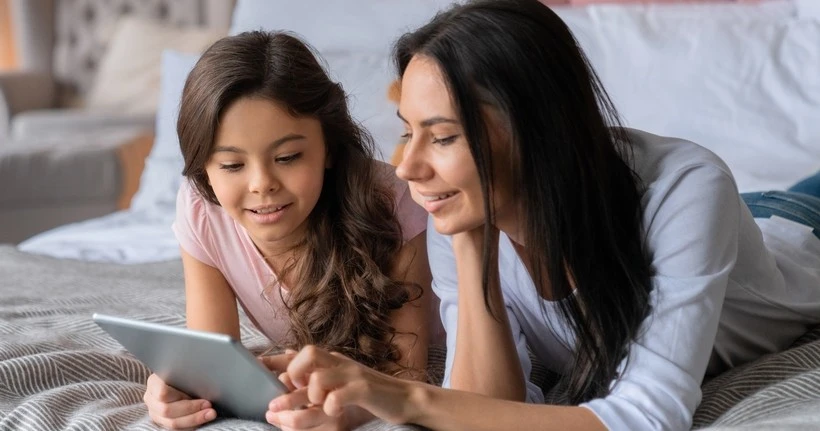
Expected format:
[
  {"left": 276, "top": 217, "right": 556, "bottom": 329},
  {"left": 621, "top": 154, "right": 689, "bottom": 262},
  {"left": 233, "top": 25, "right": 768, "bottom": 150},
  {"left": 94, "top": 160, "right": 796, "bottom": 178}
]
[{"left": 172, "top": 161, "right": 434, "bottom": 343}]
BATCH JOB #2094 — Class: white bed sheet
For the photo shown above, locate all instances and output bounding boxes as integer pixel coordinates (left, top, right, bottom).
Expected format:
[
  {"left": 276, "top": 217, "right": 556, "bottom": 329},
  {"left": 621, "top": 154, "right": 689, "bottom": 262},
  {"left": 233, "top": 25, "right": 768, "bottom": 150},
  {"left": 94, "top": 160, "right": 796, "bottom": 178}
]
[{"left": 18, "top": 209, "right": 179, "bottom": 263}]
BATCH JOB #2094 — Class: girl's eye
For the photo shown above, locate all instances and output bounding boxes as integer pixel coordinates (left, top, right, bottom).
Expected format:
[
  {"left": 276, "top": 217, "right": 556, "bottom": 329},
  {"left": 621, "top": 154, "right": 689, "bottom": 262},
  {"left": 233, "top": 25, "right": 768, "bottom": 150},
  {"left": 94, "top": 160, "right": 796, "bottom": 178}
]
[
  {"left": 400, "top": 132, "right": 412, "bottom": 143},
  {"left": 275, "top": 153, "right": 301, "bottom": 164},
  {"left": 432, "top": 135, "right": 459, "bottom": 146},
  {"left": 219, "top": 164, "right": 243, "bottom": 172}
]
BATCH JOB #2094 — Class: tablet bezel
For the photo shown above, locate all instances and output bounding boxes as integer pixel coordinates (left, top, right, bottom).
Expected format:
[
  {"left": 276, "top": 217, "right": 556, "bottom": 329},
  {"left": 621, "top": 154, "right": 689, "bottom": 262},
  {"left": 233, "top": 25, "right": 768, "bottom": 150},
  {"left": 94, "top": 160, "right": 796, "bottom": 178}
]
[{"left": 93, "top": 313, "right": 288, "bottom": 421}]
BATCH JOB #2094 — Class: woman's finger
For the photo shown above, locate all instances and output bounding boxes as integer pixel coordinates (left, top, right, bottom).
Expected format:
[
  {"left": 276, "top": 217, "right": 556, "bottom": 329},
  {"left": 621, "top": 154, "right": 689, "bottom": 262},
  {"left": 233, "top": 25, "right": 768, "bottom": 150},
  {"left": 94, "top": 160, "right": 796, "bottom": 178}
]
[
  {"left": 286, "top": 345, "right": 343, "bottom": 388},
  {"left": 279, "top": 371, "right": 297, "bottom": 391},
  {"left": 258, "top": 351, "right": 296, "bottom": 373}
]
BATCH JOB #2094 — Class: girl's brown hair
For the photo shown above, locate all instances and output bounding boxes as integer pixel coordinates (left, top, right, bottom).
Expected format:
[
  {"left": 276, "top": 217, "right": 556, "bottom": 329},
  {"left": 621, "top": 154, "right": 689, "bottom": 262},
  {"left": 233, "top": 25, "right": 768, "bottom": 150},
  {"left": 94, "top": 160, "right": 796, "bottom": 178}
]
[{"left": 178, "top": 31, "right": 413, "bottom": 372}]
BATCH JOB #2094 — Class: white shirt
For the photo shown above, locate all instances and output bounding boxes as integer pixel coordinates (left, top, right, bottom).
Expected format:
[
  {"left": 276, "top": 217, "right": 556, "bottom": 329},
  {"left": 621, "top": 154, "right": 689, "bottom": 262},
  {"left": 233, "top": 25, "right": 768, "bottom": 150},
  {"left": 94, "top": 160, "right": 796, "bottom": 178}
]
[{"left": 428, "top": 129, "right": 820, "bottom": 430}]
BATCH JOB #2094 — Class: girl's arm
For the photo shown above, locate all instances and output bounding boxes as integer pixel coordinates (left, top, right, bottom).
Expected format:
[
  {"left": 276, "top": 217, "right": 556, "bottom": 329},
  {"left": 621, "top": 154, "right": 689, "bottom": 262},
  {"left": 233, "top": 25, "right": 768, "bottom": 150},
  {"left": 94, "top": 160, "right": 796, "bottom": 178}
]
[
  {"left": 181, "top": 248, "right": 240, "bottom": 340},
  {"left": 143, "top": 248, "right": 238, "bottom": 430},
  {"left": 387, "top": 231, "right": 433, "bottom": 381}
]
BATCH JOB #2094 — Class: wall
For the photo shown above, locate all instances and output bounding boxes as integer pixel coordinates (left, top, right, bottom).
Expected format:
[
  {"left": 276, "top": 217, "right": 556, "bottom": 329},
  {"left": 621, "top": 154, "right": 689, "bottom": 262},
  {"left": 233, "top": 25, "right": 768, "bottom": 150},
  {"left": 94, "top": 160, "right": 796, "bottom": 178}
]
[{"left": 0, "top": 0, "right": 15, "bottom": 70}]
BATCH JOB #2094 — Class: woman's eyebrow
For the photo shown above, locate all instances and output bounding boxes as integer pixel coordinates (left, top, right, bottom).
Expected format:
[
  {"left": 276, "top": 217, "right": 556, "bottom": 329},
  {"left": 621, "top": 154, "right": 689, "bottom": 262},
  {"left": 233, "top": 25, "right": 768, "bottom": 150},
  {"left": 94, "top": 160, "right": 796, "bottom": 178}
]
[{"left": 396, "top": 110, "right": 458, "bottom": 128}]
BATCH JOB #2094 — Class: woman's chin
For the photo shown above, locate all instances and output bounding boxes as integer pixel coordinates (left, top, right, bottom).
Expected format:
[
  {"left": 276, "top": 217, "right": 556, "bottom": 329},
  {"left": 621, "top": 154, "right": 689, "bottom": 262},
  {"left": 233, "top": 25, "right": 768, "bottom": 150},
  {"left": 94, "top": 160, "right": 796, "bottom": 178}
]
[{"left": 432, "top": 216, "right": 483, "bottom": 237}]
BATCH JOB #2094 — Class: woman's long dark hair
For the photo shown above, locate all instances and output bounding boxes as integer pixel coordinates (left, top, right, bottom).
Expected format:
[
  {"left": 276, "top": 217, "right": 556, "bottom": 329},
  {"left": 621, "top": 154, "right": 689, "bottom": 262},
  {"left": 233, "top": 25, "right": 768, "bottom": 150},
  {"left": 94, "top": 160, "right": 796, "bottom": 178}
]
[
  {"left": 178, "top": 31, "right": 413, "bottom": 372},
  {"left": 395, "top": 0, "right": 654, "bottom": 402}
]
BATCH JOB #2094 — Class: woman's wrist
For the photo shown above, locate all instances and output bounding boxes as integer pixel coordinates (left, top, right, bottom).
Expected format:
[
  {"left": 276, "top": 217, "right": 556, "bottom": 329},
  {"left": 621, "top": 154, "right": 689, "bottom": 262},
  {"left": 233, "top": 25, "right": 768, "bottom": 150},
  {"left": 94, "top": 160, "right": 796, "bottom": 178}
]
[{"left": 404, "top": 380, "right": 436, "bottom": 425}]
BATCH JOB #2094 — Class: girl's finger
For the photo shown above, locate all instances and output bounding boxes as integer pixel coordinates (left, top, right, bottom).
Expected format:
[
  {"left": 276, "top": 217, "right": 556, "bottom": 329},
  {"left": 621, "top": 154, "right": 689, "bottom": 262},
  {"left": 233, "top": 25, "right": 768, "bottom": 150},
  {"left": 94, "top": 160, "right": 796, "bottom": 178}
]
[
  {"left": 151, "top": 407, "right": 217, "bottom": 430},
  {"left": 269, "top": 387, "right": 310, "bottom": 412},
  {"left": 267, "top": 405, "right": 327, "bottom": 430},
  {"left": 146, "top": 374, "right": 188, "bottom": 403}
]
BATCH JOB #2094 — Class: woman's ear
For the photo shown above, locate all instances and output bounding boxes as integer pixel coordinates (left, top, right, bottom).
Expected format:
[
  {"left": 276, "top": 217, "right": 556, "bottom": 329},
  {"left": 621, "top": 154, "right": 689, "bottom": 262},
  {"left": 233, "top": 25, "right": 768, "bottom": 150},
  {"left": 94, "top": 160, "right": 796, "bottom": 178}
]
[{"left": 325, "top": 155, "right": 333, "bottom": 169}]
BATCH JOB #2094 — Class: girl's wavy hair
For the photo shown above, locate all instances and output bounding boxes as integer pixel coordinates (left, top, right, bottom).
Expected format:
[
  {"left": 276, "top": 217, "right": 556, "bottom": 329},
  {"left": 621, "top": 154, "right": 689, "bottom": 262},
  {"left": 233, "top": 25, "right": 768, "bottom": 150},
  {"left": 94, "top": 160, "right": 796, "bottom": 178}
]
[
  {"left": 395, "top": 0, "right": 654, "bottom": 402},
  {"left": 178, "top": 30, "right": 412, "bottom": 372}
]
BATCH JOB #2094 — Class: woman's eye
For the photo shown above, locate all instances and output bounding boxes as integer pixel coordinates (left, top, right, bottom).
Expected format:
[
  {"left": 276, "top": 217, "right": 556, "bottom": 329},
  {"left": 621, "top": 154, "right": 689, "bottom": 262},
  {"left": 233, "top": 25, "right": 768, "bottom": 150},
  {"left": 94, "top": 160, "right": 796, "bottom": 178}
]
[
  {"left": 219, "top": 163, "right": 243, "bottom": 172},
  {"left": 432, "top": 135, "right": 459, "bottom": 145},
  {"left": 275, "top": 153, "right": 301, "bottom": 164},
  {"left": 400, "top": 132, "right": 412, "bottom": 143}
]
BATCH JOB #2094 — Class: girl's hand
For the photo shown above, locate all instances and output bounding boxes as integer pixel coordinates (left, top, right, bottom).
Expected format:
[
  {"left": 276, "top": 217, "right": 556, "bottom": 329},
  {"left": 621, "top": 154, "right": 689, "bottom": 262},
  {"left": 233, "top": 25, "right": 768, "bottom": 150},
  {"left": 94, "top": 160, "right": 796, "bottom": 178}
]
[
  {"left": 269, "top": 346, "right": 420, "bottom": 426},
  {"left": 266, "top": 388, "right": 361, "bottom": 431},
  {"left": 144, "top": 373, "right": 216, "bottom": 429}
]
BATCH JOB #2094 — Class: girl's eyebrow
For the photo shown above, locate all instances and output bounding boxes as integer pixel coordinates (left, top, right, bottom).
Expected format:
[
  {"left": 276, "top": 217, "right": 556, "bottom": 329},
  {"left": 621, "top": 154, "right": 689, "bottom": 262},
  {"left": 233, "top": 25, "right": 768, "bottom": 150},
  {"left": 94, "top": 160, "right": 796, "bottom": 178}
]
[
  {"left": 213, "top": 133, "right": 306, "bottom": 153},
  {"left": 396, "top": 111, "right": 458, "bottom": 128}
]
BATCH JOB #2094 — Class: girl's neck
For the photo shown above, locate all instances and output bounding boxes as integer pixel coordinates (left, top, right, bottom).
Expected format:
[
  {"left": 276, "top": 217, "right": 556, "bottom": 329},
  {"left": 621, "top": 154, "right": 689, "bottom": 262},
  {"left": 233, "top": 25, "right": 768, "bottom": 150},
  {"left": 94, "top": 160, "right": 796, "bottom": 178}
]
[{"left": 253, "top": 235, "right": 306, "bottom": 278}]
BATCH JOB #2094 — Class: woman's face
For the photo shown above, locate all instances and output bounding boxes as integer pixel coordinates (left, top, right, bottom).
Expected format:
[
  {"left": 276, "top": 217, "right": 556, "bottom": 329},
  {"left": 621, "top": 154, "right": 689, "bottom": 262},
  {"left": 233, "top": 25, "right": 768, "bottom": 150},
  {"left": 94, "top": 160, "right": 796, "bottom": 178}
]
[
  {"left": 396, "top": 56, "right": 516, "bottom": 237},
  {"left": 205, "top": 97, "right": 329, "bottom": 257}
]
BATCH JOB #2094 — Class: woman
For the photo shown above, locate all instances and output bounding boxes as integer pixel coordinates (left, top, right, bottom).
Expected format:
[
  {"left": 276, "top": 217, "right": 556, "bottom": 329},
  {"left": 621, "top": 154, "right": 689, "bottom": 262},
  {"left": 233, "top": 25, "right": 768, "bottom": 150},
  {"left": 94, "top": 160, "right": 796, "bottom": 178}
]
[{"left": 267, "top": 1, "right": 820, "bottom": 430}]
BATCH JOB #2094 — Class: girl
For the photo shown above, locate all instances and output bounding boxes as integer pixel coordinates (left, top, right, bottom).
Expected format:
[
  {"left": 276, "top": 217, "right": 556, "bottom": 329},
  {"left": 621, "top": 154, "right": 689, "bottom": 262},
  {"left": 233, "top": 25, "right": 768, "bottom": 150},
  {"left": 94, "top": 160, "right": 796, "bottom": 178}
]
[
  {"left": 267, "top": 1, "right": 820, "bottom": 430},
  {"left": 143, "top": 31, "right": 439, "bottom": 430}
]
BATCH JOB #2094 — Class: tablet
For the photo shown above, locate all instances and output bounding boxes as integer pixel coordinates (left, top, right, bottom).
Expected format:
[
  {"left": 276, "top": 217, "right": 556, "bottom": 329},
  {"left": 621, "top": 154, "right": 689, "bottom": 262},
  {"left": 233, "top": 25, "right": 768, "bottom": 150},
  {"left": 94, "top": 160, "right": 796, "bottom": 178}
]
[{"left": 93, "top": 313, "right": 288, "bottom": 421}]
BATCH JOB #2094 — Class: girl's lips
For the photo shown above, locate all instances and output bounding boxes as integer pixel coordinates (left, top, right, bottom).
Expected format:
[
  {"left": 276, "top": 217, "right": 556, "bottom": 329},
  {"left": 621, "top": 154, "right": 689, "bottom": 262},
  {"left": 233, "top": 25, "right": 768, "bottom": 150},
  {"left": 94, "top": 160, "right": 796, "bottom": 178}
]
[{"left": 247, "top": 203, "right": 291, "bottom": 224}]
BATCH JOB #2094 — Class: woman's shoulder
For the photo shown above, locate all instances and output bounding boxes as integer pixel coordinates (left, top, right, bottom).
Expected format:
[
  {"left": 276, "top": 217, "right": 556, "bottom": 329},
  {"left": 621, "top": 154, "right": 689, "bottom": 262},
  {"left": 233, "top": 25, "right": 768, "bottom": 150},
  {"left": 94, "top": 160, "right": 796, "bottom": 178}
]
[{"left": 625, "top": 128, "right": 737, "bottom": 193}]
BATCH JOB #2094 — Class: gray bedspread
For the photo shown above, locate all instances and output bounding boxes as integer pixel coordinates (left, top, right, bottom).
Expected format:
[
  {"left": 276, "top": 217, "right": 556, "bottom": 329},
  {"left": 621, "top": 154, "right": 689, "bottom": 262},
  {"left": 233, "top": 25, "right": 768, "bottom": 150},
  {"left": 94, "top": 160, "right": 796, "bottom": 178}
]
[{"left": 1, "top": 244, "right": 819, "bottom": 430}]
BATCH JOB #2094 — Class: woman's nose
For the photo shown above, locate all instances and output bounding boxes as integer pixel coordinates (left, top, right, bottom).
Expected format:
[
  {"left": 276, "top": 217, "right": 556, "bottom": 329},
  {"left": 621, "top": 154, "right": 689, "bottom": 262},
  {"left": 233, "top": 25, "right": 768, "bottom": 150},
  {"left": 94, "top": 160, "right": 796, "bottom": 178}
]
[{"left": 395, "top": 140, "right": 433, "bottom": 182}]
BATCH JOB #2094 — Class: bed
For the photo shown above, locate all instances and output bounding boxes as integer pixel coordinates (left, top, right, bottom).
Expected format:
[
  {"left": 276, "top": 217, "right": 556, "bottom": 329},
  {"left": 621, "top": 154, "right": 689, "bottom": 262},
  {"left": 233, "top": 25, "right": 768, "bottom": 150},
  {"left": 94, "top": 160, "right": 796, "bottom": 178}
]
[{"left": 3, "top": 0, "right": 820, "bottom": 430}]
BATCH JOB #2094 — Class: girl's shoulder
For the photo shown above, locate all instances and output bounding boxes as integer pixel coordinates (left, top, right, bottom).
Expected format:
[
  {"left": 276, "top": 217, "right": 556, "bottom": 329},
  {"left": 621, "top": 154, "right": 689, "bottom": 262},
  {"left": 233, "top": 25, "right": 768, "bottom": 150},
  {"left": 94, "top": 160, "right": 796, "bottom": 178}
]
[
  {"left": 174, "top": 180, "right": 248, "bottom": 264},
  {"left": 372, "top": 160, "right": 428, "bottom": 242}
]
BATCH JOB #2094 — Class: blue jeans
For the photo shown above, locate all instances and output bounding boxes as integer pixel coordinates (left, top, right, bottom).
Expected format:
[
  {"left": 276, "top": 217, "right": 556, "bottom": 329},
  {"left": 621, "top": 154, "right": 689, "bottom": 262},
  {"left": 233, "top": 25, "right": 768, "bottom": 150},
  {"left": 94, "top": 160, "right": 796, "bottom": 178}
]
[{"left": 741, "top": 171, "right": 820, "bottom": 240}]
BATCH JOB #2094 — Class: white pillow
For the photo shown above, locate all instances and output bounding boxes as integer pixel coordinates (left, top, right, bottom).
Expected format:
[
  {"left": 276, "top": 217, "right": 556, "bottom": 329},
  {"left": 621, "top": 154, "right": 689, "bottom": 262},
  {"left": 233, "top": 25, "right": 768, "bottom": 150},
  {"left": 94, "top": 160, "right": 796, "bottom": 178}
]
[
  {"left": 562, "top": 15, "right": 820, "bottom": 192},
  {"left": 85, "top": 18, "right": 225, "bottom": 115},
  {"left": 796, "top": 0, "right": 820, "bottom": 20},
  {"left": 129, "top": 50, "right": 200, "bottom": 213}
]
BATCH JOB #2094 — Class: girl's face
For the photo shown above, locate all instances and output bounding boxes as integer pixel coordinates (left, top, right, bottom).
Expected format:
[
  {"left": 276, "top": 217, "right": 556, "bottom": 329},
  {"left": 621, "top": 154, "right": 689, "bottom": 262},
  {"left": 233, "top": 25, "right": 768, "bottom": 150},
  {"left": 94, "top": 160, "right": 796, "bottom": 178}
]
[
  {"left": 206, "top": 97, "right": 328, "bottom": 257},
  {"left": 396, "top": 56, "right": 516, "bottom": 237}
]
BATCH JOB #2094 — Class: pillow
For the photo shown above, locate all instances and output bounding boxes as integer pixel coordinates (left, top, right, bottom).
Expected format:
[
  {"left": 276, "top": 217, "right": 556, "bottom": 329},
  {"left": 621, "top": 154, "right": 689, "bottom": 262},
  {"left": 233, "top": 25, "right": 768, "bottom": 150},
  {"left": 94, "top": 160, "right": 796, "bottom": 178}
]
[
  {"left": 85, "top": 17, "right": 225, "bottom": 115},
  {"left": 797, "top": 0, "right": 820, "bottom": 19},
  {"left": 560, "top": 13, "right": 820, "bottom": 192},
  {"left": 129, "top": 50, "right": 200, "bottom": 213}
]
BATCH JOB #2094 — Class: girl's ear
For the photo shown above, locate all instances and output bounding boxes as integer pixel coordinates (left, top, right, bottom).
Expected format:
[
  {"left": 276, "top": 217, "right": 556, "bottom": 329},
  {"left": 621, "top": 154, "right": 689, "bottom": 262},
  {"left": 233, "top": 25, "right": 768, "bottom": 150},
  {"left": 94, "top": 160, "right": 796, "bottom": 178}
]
[{"left": 325, "top": 155, "right": 333, "bottom": 169}]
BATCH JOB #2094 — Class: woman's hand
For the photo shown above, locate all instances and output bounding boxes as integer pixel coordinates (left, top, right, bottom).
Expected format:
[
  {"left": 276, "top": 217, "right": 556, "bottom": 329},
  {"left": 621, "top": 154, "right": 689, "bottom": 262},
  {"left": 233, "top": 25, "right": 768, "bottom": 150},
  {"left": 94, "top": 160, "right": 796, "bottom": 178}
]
[
  {"left": 144, "top": 373, "right": 216, "bottom": 429},
  {"left": 451, "top": 224, "right": 500, "bottom": 262},
  {"left": 267, "top": 346, "right": 422, "bottom": 428},
  {"left": 258, "top": 349, "right": 298, "bottom": 373}
]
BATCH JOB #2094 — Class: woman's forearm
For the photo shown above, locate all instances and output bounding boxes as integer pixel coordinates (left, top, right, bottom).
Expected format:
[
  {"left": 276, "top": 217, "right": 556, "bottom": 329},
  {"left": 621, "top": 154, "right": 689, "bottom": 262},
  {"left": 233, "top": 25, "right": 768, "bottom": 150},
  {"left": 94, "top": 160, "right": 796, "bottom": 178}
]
[
  {"left": 450, "top": 235, "right": 526, "bottom": 401},
  {"left": 407, "top": 383, "right": 606, "bottom": 431}
]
